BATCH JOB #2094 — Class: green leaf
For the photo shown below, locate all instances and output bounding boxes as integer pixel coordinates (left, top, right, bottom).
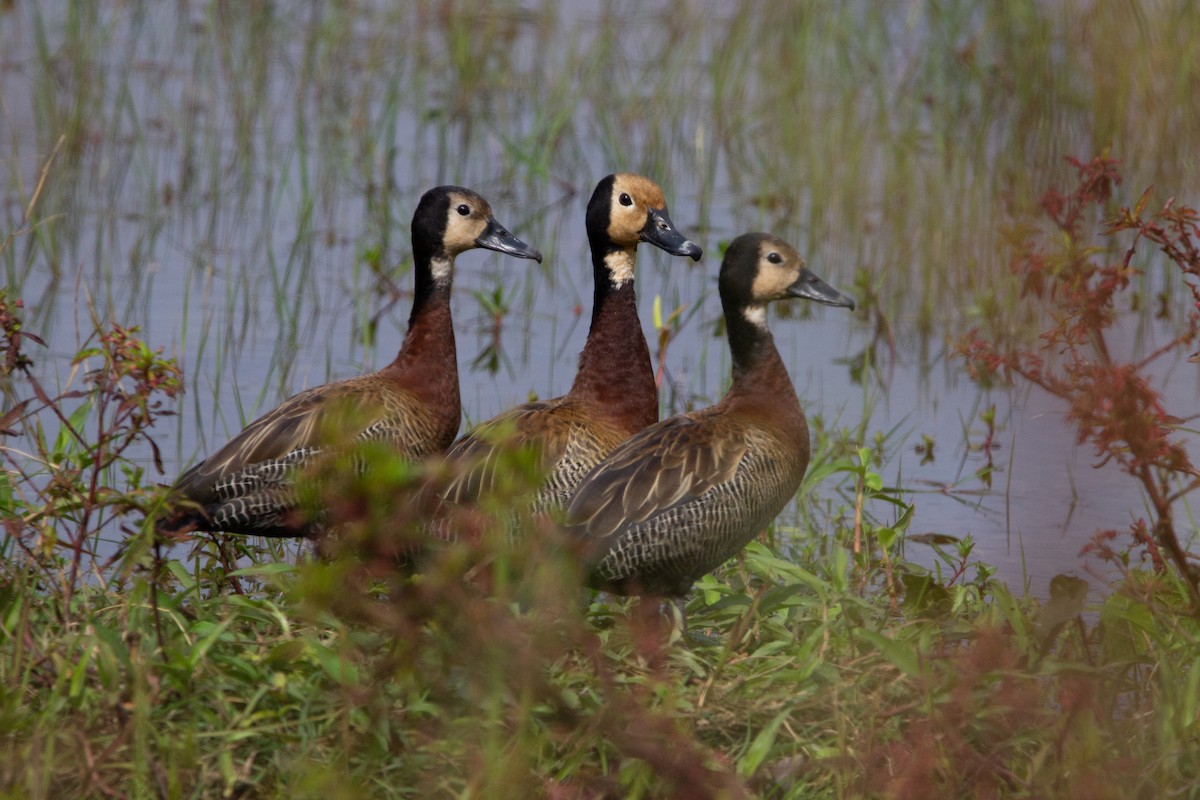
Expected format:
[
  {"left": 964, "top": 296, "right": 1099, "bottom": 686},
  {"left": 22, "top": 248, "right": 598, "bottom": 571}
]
[
  {"left": 900, "top": 573, "right": 952, "bottom": 617},
  {"left": 757, "top": 584, "right": 809, "bottom": 616},
  {"left": 875, "top": 526, "right": 897, "bottom": 549},
  {"left": 307, "top": 640, "right": 360, "bottom": 685},
  {"left": 750, "top": 640, "right": 790, "bottom": 659},
  {"left": 266, "top": 640, "right": 307, "bottom": 667},
  {"left": 0, "top": 469, "right": 16, "bottom": 514},
  {"left": 60, "top": 400, "right": 93, "bottom": 452},
  {"left": 0, "top": 583, "right": 23, "bottom": 633},
  {"left": 230, "top": 562, "right": 298, "bottom": 578},
  {"left": 188, "top": 619, "right": 234, "bottom": 670},
  {"left": 1181, "top": 660, "right": 1200, "bottom": 729},
  {"left": 91, "top": 620, "right": 132, "bottom": 671},
  {"left": 738, "top": 710, "right": 789, "bottom": 777},
  {"left": 856, "top": 629, "right": 921, "bottom": 677},
  {"left": 803, "top": 457, "right": 857, "bottom": 486},
  {"left": 69, "top": 650, "right": 92, "bottom": 700},
  {"left": 166, "top": 559, "right": 199, "bottom": 592}
]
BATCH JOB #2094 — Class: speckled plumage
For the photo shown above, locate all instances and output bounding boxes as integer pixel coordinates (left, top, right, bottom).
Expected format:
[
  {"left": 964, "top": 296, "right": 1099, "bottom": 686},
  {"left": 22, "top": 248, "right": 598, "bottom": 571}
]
[
  {"left": 564, "top": 232, "right": 856, "bottom": 596},
  {"left": 163, "top": 186, "right": 541, "bottom": 537},
  {"left": 438, "top": 173, "right": 702, "bottom": 517}
]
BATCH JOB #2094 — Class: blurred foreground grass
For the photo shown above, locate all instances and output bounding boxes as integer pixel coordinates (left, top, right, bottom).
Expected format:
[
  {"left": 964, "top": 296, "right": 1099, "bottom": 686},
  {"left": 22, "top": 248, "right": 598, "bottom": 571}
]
[{"left": 4, "top": 493, "right": 1199, "bottom": 798}]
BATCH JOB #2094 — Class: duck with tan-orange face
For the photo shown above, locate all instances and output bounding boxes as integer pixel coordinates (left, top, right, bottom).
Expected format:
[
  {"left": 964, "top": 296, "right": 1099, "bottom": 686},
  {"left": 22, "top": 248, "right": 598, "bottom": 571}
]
[{"left": 438, "top": 173, "right": 702, "bottom": 516}]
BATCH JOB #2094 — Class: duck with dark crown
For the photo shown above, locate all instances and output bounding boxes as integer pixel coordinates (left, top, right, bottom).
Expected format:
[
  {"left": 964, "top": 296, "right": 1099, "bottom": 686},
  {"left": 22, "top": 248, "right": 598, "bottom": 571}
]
[
  {"left": 563, "top": 231, "right": 854, "bottom": 597},
  {"left": 435, "top": 173, "right": 702, "bottom": 522},
  {"left": 160, "top": 185, "right": 542, "bottom": 537}
]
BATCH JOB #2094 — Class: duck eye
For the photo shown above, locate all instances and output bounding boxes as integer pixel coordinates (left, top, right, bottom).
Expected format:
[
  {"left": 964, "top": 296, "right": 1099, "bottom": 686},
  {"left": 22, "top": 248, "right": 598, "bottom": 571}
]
[
  {"left": 767, "top": 252, "right": 783, "bottom": 264},
  {"left": 619, "top": 193, "right": 633, "bottom": 207},
  {"left": 456, "top": 204, "right": 471, "bottom": 216}
]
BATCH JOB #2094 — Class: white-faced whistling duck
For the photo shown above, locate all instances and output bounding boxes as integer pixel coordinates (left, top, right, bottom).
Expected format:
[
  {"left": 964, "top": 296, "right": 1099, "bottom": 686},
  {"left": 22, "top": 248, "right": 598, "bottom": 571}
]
[
  {"left": 162, "top": 186, "right": 542, "bottom": 537},
  {"left": 437, "top": 173, "right": 702, "bottom": 516},
  {"left": 563, "top": 232, "right": 855, "bottom": 597}
]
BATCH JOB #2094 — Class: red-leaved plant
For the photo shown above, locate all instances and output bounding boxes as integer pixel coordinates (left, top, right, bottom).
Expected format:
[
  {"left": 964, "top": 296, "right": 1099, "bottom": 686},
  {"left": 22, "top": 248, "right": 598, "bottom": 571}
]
[
  {"left": 958, "top": 155, "right": 1200, "bottom": 609},
  {"left": 0, "top": 290, "right": 183, "bottom": 602}
]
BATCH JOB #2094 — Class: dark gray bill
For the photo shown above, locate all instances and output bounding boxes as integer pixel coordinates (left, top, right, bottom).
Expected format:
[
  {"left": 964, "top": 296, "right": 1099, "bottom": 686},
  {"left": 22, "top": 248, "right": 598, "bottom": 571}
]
[
  {"left": 476, "top": 217, "right": 543, "bottom": 263},
  {"left": 787, "top": 268, "right": 856, "bottom": 310},
  {"left": 640, "top": 208, "right": 702, "bottom": 261}
]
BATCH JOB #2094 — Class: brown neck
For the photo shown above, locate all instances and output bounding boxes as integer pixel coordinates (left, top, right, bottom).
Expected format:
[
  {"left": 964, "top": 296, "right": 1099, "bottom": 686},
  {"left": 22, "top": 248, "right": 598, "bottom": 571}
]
[
  {"left": 385, "top": 284, "right": 460, "bottom": 417},
  {"left": 721, "top": 307, "right": 804, "bottom": 426},
  {"left": 568, "top": 277, "right": 657, "bottom": 434}
]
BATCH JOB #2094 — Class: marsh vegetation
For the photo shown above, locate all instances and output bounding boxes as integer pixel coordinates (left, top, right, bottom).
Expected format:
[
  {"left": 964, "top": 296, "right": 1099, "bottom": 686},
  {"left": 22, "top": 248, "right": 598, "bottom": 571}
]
[{"left": 2, "top": 2, "right": 1200, "bottom": 797}]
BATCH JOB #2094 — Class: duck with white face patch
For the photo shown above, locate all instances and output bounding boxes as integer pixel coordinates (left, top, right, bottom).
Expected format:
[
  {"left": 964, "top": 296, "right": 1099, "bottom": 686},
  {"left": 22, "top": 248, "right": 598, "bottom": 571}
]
[
  {"left": 564, "top": 231, "right": 855, "bottom": 599},
  {"left": 159, "top": 186, "right": 542, "bottom": 538}
]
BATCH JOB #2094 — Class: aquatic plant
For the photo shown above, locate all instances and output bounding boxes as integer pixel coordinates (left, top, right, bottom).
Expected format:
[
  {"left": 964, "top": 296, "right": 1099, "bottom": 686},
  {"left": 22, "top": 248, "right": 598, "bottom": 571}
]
[{"left": 959, "top": 154, "right": 1200, "bottom": 609}]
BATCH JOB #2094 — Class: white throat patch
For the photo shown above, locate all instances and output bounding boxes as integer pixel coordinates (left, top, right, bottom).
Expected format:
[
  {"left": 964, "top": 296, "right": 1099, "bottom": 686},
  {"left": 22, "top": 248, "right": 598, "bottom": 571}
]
[
  {"left": 430, "top": 256, "right": 453, "bottom": 284},
  {"left": 604, "top": 250, "right": 636, "bottom": 287},
  {"left": 742, "top": 305, "right": 768, "bottom": 328}
]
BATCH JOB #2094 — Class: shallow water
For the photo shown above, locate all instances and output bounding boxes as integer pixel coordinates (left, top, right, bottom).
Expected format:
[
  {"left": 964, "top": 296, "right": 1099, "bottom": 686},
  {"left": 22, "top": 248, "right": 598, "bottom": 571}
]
[{"left": 3, "top": 1, "right": 1199, "bottom": 598}]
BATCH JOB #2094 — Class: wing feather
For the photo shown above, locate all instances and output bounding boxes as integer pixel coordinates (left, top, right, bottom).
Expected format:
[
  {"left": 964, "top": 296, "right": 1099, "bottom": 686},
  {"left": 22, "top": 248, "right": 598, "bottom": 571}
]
[
  {"left": 440, "top": 401, "right": 572, "bottom": 504},
  {"left": 567, "top": 413, "right": 749, "bottom": 542},
  {"left": 174, "top": 379, "right": 387, "bottom": 502}
]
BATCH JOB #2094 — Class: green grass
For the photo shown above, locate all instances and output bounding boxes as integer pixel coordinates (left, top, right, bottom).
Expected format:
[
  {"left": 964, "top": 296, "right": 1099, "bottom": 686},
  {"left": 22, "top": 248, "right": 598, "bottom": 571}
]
[{"left": 3, "top": 445, "right": 1200, "bottom": 797}]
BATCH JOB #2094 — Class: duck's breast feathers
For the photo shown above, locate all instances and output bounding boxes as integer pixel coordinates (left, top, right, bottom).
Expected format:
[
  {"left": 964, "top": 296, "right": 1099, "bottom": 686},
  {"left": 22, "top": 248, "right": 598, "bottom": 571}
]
[{"left": 565, "top": 412, "right": 748, "bottom": 541}]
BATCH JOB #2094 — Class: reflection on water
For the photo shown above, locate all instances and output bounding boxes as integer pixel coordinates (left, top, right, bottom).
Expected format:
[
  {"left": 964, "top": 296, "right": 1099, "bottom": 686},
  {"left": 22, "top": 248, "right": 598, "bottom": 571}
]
[{"left": 3, "top": 1, "right": 1199, "bottom": 595}]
